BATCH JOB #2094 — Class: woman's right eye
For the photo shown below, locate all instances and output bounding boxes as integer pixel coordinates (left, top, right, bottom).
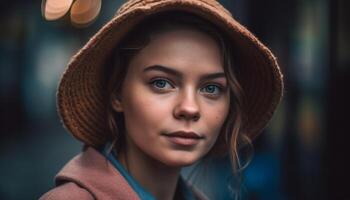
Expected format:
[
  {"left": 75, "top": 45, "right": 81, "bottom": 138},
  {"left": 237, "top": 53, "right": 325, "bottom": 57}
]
[{"left": 149, "top": 78, "right": 174, "bottom": 90}]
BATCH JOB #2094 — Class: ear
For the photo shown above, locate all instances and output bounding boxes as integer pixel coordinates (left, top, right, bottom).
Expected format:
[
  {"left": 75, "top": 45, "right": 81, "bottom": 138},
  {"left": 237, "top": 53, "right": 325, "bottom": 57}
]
[{"left": 111, "top": 97, "right": 124, "bottom": 112}]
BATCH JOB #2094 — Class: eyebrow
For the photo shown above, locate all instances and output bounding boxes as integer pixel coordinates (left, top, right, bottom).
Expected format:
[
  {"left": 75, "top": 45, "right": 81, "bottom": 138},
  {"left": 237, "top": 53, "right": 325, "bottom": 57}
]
[{"left": 143, "top": 65, "right": 226, "bottom": 81}]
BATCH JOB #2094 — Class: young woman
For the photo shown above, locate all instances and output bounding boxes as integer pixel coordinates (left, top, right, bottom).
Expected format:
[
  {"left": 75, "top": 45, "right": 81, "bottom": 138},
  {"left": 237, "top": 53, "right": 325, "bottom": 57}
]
[{"left": 40, "top": 0, "right": 283, "bottom": 199}]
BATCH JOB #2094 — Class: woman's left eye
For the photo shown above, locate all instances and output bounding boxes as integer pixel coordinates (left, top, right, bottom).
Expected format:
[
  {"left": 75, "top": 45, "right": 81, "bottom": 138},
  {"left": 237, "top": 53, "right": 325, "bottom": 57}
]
[{"left": 200, "top": 84, "right": 222, "bottom": 95}]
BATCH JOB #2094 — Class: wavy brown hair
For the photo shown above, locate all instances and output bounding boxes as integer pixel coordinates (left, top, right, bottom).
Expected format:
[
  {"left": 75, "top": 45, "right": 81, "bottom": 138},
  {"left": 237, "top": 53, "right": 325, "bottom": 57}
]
[{"left": 104, "top": 11, "right": 252, "bottom": 197}]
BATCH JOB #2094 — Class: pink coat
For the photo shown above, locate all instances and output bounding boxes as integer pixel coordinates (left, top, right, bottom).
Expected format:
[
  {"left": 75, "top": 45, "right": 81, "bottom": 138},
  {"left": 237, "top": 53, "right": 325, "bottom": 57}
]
[{"left": 39, "top": 147, "right": 208, "bottom": 200}]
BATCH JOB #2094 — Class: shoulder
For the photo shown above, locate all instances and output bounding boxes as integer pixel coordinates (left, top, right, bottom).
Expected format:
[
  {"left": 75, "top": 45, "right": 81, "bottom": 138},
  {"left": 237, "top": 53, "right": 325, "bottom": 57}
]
[{"left": 39, "top": 182, "right": 94, "bottom": 200}]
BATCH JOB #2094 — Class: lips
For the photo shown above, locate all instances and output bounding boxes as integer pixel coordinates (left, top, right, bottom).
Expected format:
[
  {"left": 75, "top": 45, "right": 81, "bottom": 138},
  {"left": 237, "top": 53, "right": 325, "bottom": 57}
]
[
  {"left": 165, "top": 131, "right": 203, "bottom": 139},
  {"left": 162, "top": 131, "right": 204, "bottom": 146}
]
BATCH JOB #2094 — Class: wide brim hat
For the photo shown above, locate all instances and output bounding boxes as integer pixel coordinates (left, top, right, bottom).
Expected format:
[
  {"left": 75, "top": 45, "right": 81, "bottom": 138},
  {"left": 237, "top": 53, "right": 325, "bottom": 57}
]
[{"left": 57, "top": 0, "right": 284, "bottom": 147}]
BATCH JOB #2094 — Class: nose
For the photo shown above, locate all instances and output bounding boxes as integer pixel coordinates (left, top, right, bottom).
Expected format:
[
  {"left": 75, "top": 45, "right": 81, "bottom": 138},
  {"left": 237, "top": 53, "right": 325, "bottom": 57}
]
[{"left": 173, "top": 89, "right": 200, "bottom": 122}]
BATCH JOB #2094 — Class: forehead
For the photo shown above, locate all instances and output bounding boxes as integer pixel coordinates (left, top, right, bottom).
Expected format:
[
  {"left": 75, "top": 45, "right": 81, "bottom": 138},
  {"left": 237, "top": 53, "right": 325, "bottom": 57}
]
[{"left": 127, "top": 29, "right": 224, "bottom": 76}]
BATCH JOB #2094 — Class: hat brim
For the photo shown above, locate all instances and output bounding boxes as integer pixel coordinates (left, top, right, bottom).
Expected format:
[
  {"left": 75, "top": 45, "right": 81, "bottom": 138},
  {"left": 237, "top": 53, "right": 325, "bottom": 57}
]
[{"left": 57, "top": 0, "right": 283, "bottom": 146}]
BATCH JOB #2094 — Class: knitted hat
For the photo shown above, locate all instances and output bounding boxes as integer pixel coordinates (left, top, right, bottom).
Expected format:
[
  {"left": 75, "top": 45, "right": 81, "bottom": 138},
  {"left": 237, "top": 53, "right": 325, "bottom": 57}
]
[{"left": 57, "top": 0, "right": 284, "bottom": 147}]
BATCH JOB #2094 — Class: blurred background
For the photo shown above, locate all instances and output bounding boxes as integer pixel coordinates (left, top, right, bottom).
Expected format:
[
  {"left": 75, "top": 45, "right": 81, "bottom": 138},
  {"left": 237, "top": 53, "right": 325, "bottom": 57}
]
[{"left": 0, "top": 0, "right": 349, "bottom": 199}]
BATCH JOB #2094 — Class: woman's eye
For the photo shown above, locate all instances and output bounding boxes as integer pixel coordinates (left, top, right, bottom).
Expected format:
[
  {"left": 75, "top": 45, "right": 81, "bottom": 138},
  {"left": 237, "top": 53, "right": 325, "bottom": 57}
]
[
  {"left": 150, "top": 79, "right": 173, "bottom": 90},
  {"left": 200, "top": 84, "right": 222, "bottom": 95}
]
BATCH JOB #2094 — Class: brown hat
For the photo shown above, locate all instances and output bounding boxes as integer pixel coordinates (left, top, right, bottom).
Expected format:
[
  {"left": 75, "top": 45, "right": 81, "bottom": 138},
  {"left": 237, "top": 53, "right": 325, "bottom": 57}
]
[{"left": 57, "top": 0, "right": 284, "bottom": 147}]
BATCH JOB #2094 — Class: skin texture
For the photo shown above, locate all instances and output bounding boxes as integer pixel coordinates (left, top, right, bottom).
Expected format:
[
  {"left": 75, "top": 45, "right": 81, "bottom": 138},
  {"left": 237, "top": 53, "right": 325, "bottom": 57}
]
[{"left": 112, "top": 29, "right": 230, "bottom": 200}]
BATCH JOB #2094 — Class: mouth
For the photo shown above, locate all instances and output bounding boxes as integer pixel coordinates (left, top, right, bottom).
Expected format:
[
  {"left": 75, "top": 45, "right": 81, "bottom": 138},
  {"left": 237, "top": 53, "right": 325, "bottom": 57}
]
[{"left": 162, "top": 131, "right": 204, "bottom": 146}]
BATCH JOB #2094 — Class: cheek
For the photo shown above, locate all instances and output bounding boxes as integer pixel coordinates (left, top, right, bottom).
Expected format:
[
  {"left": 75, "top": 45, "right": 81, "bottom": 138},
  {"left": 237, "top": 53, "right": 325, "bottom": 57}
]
[
  {"left": 202, "top": 99, "right": 230, "bottom": 146},
  {"left": 122, "top": 85, "right": 169, "bottom": 133}
]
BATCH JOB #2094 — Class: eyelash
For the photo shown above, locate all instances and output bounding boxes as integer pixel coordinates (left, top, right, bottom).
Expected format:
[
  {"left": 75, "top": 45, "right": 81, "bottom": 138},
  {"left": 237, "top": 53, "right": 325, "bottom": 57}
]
[
  {"left": 200, "top": 84, "right": 223, "bottom": 96},
  {"left": 149, "top": 78, "right": 224, "bottom": 96},
  {"left": 149, "top": 78, "right": 175, "bottom": 90}
]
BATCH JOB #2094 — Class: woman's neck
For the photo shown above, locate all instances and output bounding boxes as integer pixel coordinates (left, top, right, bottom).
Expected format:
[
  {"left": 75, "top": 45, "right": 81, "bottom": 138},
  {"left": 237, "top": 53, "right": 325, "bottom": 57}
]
[{"left": 117, "top": 141, "right": 181, "bottom": 200}]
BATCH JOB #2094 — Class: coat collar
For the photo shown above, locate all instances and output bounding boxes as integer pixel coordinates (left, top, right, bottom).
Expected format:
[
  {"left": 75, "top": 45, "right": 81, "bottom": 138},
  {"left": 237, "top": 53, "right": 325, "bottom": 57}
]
[
  {"left": 55, "top": 147, "right": 140, "bottom": 200},
  {"left": 55, "top": 146, "right": 208, "bottom": 200}
]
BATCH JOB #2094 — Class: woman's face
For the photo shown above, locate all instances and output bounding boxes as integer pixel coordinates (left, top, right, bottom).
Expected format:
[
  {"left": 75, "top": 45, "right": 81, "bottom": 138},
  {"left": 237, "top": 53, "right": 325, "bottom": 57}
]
[{"left": 114, "top": 29, "right": 230, "bottom": 167}]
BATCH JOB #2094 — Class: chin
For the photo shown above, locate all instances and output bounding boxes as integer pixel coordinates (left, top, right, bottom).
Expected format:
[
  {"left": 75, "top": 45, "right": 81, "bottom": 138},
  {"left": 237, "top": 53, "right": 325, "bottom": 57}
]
[
  {"left": 159, "top": 154, "right": 202, "bottom": 167},
  {"left": 162, "top": 160, "right": 196, "bottom": 168}
]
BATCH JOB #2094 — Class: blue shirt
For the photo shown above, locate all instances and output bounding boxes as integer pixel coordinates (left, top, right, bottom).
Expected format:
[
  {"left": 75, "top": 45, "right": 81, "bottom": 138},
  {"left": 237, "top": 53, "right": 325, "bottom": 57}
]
[{"left": 99, "top": 143, "right": 195, "bottom": 200}]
